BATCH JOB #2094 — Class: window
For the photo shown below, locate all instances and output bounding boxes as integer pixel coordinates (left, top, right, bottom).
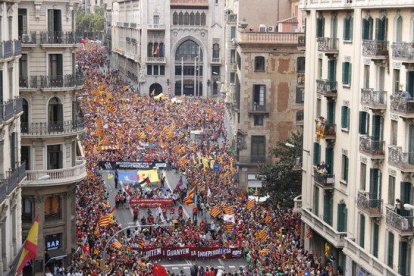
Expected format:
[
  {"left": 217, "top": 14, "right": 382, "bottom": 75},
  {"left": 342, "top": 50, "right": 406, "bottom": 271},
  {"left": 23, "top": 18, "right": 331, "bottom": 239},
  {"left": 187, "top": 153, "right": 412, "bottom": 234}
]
[
  {"left": 230, "top": 26, "right": 236, "bottom": 39},
  {"left": 253, "top": 115, "right": 264, "bottom": 126},
  {"left": 375, "top": 17, "right": 388, "bottom": 41},
  {"left": 18, "top": 9, "right": 28, "bottom": 40},
  {"left": 212, "top": 66, "right": 220, "bottom": 76},
  {"left": 390, "top": 120, "right": 398, "bottom": 145},
  {"left": 316, "top": 99, "right": 321, "bottom": 117},
  {"left": 147, "top": 65, "right": 152, "bottom": 75},
  {"left": 153, "top": 66, "right": 159, "bottom": 75},
  {"left": 393, "top": 69, "right": 400, "bottom": 93},
  {"left": 313, "top": 186, "right": 319, "bottom": 216},
  {"left": 395, "top": 16, "right": 403, "bottom": 42},
  {"left": 173, "top": 12, "right": 178, "bottom": 25},
  {"left": 359, "top": 111, "right": 369, "bottom": 134},
  {"left": 342, "top": 62, "right": 352, "bottom": 85},
  {"left": 251, "top": 136, "right": 266, "bottom": 162},
  {"left": 153, "top": 15, "right": 160, "bottom": 25},
  {"left": 360, "top": 163, "right": 366, "bottom": 191},
  {"left": 254, "top": 56, "right": 265, "bottom": 72},
  {"left": 323, "top": 192, "right": 333, "bottom": 225},
  {"left": 388, "top": 175, "right": 395, "bottom": 205},
  {"left": 22, "top": 197, "right": 33, "bottom": 221},
  {"left": 316, "top": 16, "right": 325, "bottom": 38},
  {"left": 318, "top": 58, "right": 323, "bottom": 79},
  {"left": 47, "top": 144, "right": 62, "bottom": 170},
  {"left": 296, "top": 111, "right": 304, "bottom": 122},
  {"left": 313, "top": 142, "right": 321, "bottom": 165},
  {"left": 45, "top": 195, "right": 61, "bottom": 220},
  {"left": 184, "top": 12, "right": 189, "bottom": 25},
  {"left": 297, "top": 57, "right": 305, "bottom": 73},
  {"left": 212, "top": 43, "right": 220, "bottom": 59},
  {"left": 230, "top": 50, "right": 236, "bottom": 64},
  {"left": 49, "top": 54, "right": 63, "bottom": 85},
  {"left": 201, "top": 13, "right": 206, "bottom": 25},
  {"left": 372, "top": 223, "right": 379, "bottom": 257},
  {"left": 387, "top": 231, "right": 394, "bottom": 268},
  {"left": 341, "top": 106, "right": 350, "bottom": 129},
  {"left": 21, "top": 145, "right": 30, "bottom": 170},
  {"left": 48, "top": 97, "right": 63, "bottom": 131},
  {"left": 8, "top": 16, "right": 12, "bottom": 40},
  {"left": 362, "top": 16, "right": 373, "bottom": 40},
  {"left": 160, "top": 65, "right": 165, "bottom": 75},
  {"left": 337, "top": 202, "right": 347, "bottom": 232},
  {"left": 230, "top": 72, "right": 235, "bottom": 84},
  {"left": 343, "top": 15, "right": 353, "bottom": 41},
  {"left": 296, "top": 87, "right": 304, "bottom": 103},
  {"left": 253, "top": 85, "right": 266, "bottom": 109},
  {"left": 341, "top": 154, "right": 349, "bottom": 183},
  {"left": 359, "top": 214, "right": 365, "bottom": 248}
]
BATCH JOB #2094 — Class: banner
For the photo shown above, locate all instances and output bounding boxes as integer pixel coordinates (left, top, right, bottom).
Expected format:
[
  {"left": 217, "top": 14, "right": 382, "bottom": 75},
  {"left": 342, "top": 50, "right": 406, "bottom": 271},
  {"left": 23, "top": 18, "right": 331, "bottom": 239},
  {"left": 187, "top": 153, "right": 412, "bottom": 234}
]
[
  {"left": 130, "top": 198, "right": 174, "bottom": 208},
  {"left": 140, "top": 247, "right": 242, "bottom": 260},
  {"left": 99, "top": 161, "right": 168, "bottom": 170}
]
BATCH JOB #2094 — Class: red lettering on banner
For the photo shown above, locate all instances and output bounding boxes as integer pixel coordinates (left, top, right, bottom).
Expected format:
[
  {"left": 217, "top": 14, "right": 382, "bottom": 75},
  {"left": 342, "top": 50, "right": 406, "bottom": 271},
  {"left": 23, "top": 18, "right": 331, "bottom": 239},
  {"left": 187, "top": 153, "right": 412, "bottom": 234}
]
[
  {"left": 137, "top": 247, "right": 242, "bottom": 260},
  {"left": 129, "top": 198, "right": 174, "bottom": 208}
]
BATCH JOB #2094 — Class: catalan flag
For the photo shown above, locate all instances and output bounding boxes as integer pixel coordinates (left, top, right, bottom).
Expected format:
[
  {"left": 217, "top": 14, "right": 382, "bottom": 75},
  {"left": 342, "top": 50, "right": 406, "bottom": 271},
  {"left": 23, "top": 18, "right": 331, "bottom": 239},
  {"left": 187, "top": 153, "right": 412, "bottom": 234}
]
[
  {"left": 255, "top": 228, "right": 268, "bottom": 241},
  {"left": 222, "top": 206, "right": 234, "bottom": 215},
  {"left": 98, "top": 208, "right": 115, "bottom": 227},
  {"left": 259, "top": 248, "right": 270, "bottom": 255},
  {"left": 111, "top": 239, "right": 122, "bottom": 249},
  {"left": 210, "top": 206, "right": 221, "bottom": 217},
  {"left": 108, "top": 105, "right": 116, "bottom": 113},
  {"left": 224, "top": 222, "right": 233, "bottom": 233},
  {"left": 16, "top": 216, "right": 39, "bottom": 273},
  {"left": 264, "top": 214, "right": 272, "bottom": 223},
  {"left": 183, "top": 188, "right": 195, "bottom": 206},
  {"left": 137, "top": 239, "right": 144, "bottom": 248},
  {"left": 305, "top": 229, "right": 313, "bottom": 239},
  {"left": 246, "top": 199, "right": 255, "bottom": 210}
]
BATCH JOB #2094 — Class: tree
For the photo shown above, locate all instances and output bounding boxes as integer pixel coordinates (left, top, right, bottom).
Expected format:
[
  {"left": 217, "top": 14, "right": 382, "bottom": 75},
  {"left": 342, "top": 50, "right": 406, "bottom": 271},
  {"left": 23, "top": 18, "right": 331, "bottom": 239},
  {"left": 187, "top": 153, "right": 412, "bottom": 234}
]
[
  {"left": 76, "top": 7, "right": 104, "bottom": 34},
  {"left": 258, "top": 131, "right": 303, "bottom": 207}
]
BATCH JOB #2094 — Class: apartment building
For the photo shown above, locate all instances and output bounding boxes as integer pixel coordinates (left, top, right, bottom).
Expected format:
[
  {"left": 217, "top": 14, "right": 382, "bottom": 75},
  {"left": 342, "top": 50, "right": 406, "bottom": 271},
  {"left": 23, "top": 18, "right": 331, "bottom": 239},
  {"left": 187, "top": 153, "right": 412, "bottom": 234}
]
[
  {"left": 110, "top": 0, "right": 225, "bottom": 97},
  {"left": 223, "top": 0, "right": 305, "bottom": 189},
  {"left": 0, "top": 1, "right": 26, "bottom": 275},
  {"left": 17, "top": 0, "right": 86, "bottom": 273},
  {"left": 301, "top": 0, "right": 414, "bottom": 275}
]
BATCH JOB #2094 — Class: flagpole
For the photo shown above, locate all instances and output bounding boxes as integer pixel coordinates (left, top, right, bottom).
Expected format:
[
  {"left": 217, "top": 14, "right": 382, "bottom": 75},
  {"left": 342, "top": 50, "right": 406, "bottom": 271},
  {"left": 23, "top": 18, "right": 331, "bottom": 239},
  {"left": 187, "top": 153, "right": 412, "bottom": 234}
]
[{"left": 181, "top": 57, "right": 184, "bottom": 96}]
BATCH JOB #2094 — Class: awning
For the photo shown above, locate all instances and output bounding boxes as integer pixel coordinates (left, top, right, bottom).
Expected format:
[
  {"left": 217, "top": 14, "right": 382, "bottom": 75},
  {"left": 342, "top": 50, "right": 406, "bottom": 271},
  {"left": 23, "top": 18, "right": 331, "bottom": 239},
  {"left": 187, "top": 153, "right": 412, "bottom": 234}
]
[{"left": 46, "top": 249, "right": 67, "bottom": 261}]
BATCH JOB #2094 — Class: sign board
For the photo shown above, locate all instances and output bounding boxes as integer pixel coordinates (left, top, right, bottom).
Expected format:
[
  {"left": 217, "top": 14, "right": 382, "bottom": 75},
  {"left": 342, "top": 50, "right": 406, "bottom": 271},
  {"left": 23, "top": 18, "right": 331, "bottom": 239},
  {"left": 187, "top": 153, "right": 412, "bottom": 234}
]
[{"left": 213, "top": 164, "right": 220, "bottom": 172}]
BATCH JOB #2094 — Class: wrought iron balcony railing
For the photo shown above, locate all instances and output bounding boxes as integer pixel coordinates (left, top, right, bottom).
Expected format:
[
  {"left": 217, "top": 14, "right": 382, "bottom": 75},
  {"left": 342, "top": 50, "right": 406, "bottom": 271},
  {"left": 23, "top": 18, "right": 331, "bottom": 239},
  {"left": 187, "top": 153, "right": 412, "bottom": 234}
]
[
  {"left": 248, "top": 104, "right": 270, "bottom": 115},
  {"left": 392, "top": 42, "right": 414, "bottom": 61},
  {"left": 14, "top": 40, "right": 22, "bottom": 55},
  {"left": 40, "top": 31, "right": 76, "bottom": 44},
  {"left": 20, "top": 74, "right": 83, "bottom": 89},
  {"left": 313, "top": 167, "right": 334, "bottom": 188},
  {"left": 359, "top": 136, "right": 384, "bottom": 157},
  {"left": 357, "top": 192, "right": 383, "bottom": 217},
  {"left": 362, "top": 40, "right": 388, "bottom": 57},
  {"left": 20, "top": 32, "right": 37, "bottom": 44},
  {"left": 0, "top": 163, "right": 26, "bottom": 203},
  {"left": 388, "top": 146, "right": 414, "bottom": 172},
  {"left": 3, "top": 100, "right": 14, "bottom": 121},
  {"left": 360, "top": 88, "right": 387, "bottom": 110},
  {"left": 3, "top": 40, "right": 13, "bottom": 58},
  {"left": 316, "top": 79, "right": 337, "bottom": 97},
  {"left": 390, "top": 92, "right": 414, "bottom": 116},
  {"left": 386, "top": 207, "right": 414, "bottom": 236},
  {"left": 317, "top": 37, "right": 339, "bottom": 53},
  {"left": 21, "top": 119, "right": 84, "bottom": 136}
]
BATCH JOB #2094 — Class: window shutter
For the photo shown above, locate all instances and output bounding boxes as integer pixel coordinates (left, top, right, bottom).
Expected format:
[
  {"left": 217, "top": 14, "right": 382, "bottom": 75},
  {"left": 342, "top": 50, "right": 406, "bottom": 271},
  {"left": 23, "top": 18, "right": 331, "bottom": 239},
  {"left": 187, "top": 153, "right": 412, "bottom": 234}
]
[
  {"left": 349, "top": 17, "right": 353, "bottom": 40},
  {"left": 341, "top": 106, "right": 346, "bottom": 128},
  {"left": 359, "top": 111, "right": 367, "bottom": 134},
  {"left": 373, "top": 223, "right": 379, "bottom": 257},
  {"left": 375, "top": 18, "right": 382, "bottom": 40},
  {"left": 348, "top": 63, "right": 352, "bottom": 85},
  {"left": 343, "top": 18, "right": 347, "bottom": 40},
  {"left": 337, "top": 204, "right": 344, "bottom": 231},
  {"left": 342, "top": 62, "right": 346, "bottom": 84},
  {"left": 360, "top": 214, "right": 365, "bottom": 248},
  {"left": 388, "top": 232, "right": 394, "bottom": 267},
  {"left": 321, "top": 17, "right": 325, "bottom": 37},
  {"left": 313, "top": 142, "right": 320, "bottom": 165}
]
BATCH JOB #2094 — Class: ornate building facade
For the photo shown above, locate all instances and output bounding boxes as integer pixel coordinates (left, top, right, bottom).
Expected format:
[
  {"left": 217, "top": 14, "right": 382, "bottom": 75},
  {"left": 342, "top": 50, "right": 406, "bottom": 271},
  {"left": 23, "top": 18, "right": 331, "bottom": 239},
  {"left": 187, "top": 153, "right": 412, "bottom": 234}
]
[
  {"left": 17, "top": 0, "right": 86, "bottom": 273},
  {"left": 110, "top": 0, "right": 225, "bottom": 97}
]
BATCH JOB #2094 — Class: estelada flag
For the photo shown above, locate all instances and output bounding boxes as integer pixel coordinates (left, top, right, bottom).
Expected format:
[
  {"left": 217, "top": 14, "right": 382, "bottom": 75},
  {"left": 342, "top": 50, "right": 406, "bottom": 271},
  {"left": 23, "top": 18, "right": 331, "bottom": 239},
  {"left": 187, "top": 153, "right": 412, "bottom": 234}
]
[
  {"left": 98, "top": 208, "right": 115, "bottom": 227},
  {"left": 183, "top": 188, "right": 195, "bottom": 206},
  {"left": 16, "top": 216, "right": 39, "bottom": 273},
  {"left": 246, "top": 199, "right": 255, "bottom": 210},
  {"left": 111, "top": 239, "right": 122, "bottom": 249}
]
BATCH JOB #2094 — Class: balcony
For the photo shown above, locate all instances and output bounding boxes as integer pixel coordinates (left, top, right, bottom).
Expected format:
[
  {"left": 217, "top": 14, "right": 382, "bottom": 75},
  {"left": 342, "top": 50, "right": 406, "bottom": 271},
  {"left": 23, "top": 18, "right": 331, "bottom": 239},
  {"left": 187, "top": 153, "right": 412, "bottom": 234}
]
[
  {"left": 25, "top": 159, "right": 87, "bottom": 187},
  {"left": 237, "top": 155, "right": 269, "bottom": 166},
  {"left": 392, "top": 42, "right": 414, "bottom": 63},
  {"left": 293, "top": 195, "right": 302, "bottom": 213},
  {"left": 343, "top": 238, "right": 387, "bottom": 276},
  {"left": 237, "top": 32, "right": 302, "bottom": 46},
  {"left": 146, "top": 56, "right": 166, "bottom": 63},
  {"left": 362, "top": 40, "right": 388, "bottom": 58},
  {"left": 21, "top": 119, "right": 84, "bottom": 137},
  {"left": 170, "top": 0, "right": 208, "bottom": 7},
  {"left": 19, "top": 74, "right": 83, "bottom": 90},
  {"left": 316, "top": 122, "right": 336, "bottom": 140},
  {"left": 390, "top": 92, "right": 414, "bottom": 118},
  {"left": 317, "top": 37, "right": 339, "bottom": 56},
  {"left": 313, "top": 167, "right": 334, "bottom": 189},
  {"left": 147, "top": 24, "right": 166, "bottom": 30},
  {"left": 248, "top": 104, "right": 270, "bottom": 116},
  {"left": 3, "top": 40, "right": 13, "bottom": 58},
  {"left": 388, "top": 146, "right": 414, "bottom": 172},
  {"left": 211, "top": 57, "right": 221, "bottom": 64},
  {"left": 40, "top": 31, "right": 76, "bottom": 46},
  {"left": 0, "top": 163, "right": 26, "bottom": 203},
  {"left": 386, "top": 207, "right": 414, "bottom": 236},
  {"left": 301, "top": 208, "right": 346, "bottom": 248},
  {"left": 20, "top": 32, "right": 37, "bottom": 44},
  {"left": 359, "top": 136, "right": 384, "bottom": 159},
  {"left": 316, "top": 79, "right": 337, "bottom": 98},
  {"left": 360, "top": 88, "right": 387, "bottom": 110},
  {"left": 357, "top": 192, "right": 383, "bottom": 217},
  {"left": 2, "top": 100, "right": 14, "bottom": 121}
]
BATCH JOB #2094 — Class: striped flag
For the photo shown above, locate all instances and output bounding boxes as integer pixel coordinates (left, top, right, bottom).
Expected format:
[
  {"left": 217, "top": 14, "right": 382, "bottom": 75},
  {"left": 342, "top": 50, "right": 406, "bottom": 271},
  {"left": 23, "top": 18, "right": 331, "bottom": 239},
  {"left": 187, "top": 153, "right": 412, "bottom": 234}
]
[
  {"left": 259, "top": 248, "right": 270, "bottom": 255},
  {"left": 183, "top": 188, "right": 195, "bottom": 206},
  {"left": 111, "top": 239, "right": 122, "bottom": 249},
  {"left": 305, "top": 229, "right": 313, "bottom": 239},
  {"left": 246, "top": 199, "right": 255, "bottom": 210},
  {"left": 222, "top": 206, "right": 234, "bottom": 215},
  {"left": 98, "top": 208, "right": 115, "bottom": 227},
  {"left": 264, "top": 214, "right": 272, "bottom": 223},
  {"left": 108, "top": 105, "right": 116, "bottom": 113},
  {"left": 137, "top": 239, "right": 144, "bottom": 248},
  {"left": 16, "top": 216, "right": 39, "bottom": 273},
  {"left": 255, "top": 228, "right": 268, "bottom": 241},
  {"left": 224, "top": 222, "right": 233, "bottom": 233},
  {"left": 210, "top": 206, "right": 221, "bottom": 217}
]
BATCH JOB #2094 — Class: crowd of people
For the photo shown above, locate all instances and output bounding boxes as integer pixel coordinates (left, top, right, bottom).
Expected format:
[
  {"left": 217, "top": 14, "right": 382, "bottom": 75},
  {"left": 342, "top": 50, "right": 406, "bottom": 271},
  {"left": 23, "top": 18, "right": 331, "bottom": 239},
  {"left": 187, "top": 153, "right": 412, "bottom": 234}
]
[{"left": 71, "top": 43, "right": 331, "bottom": 275}]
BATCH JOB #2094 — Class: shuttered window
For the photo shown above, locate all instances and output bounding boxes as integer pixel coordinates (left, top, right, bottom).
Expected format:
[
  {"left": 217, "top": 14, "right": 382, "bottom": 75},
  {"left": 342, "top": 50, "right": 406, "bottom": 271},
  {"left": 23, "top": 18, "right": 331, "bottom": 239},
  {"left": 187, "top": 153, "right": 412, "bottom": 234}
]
[
  {"left": 313, "top": 142, "right": 321, "bottom": 165},
  {"left": 342, "top": 62, "right": 352, "bottom": 85},
  {"left": 373, "top": 223, "right": 379, "bottom": 257},
  {"left": 341, "top": 106, "right": 350, "bottom": 129},
  {"left": 337, "top": 203, "right": 347, "bottom": 232},
  {"left": 343, "top": 15, "right": 353, "bottom": 41},
  {"left": 387, "top": 231, "right": 394, "bottom": 268},
  {"left": 359, "top": 214, "right": 365, "bottom": 248}
]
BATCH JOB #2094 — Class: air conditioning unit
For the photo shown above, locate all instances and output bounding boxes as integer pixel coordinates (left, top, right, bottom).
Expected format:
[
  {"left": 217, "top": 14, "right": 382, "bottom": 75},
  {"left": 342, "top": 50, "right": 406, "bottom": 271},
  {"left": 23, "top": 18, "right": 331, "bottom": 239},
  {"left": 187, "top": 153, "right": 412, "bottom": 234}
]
[
  {"left": 259, "top": 24, "right": 267, "bottom": 32},
  {"left": 22, "top": 34, "right": 32, "bottom": 43},
  {"left": 267, "top": 26, "right": 274, "bottom": 32}
]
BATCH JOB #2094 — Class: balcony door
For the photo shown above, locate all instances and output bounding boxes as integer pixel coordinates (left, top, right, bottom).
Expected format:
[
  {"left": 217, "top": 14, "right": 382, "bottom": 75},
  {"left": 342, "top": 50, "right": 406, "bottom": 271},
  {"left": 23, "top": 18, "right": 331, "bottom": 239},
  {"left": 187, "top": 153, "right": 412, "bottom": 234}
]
[
  {"left": 49, "top": 54, "right": 63, "bottom": 86},
  {"left": 327, "top": 100, "right": 335, "bottom": 124},
  {"left": 362, "top": 17, "right": 373, "bottom": 40},
  {"left": 407, "top": 71, "right": 414, "bottom": 97},
  {"left": 18, "top": 9, "right": 27, "bottom": 40},
  {"left": 47, "top": 145, "right": 62, "bottom": 170},
  {"left": 371, "top": 115, "right": 383, "bottom": 141},
  {"left": 375, "top": 17, "right": 388, "bottom": 41},
  {"left": 323, "top": 191, "right": 333, "bottom": 225},
  {"left": 253, "top": 85, "right": 266, "bottom": 110},
  {"left": 409, "top": 125, "right": 414, "bottom": 165},
  {"left": 325, "top": 147, "right": 334, "bottom": 174},
  {"left": 48, "top": 9, "right": 62, "bottom": 41},
  {"left": 328, "top": 59, "right": 336, "bottom": 82},
  {"left": 48, "top": 97, "right": 63, "bottom": 131},
  {"left": 399, "top": 241, "right": 411, "bottom": 276},
  {"left": 21, "top": 146, "right": 30, "bottom": 170},
  {"left": 369, "top": 169, "right": 381, "bottom": 201},
  {"left": 400, "top": 182, "right": 412, "bottom": 217}
]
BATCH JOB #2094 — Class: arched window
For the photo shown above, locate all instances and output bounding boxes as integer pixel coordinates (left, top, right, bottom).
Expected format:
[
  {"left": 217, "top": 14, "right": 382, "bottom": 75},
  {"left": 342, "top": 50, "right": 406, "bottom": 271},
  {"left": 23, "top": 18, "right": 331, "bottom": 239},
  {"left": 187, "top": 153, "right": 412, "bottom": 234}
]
[
  {"left": 343, "top": 15, "right": 353, "bottom": 41},
  {"left": 152, "top": 42, "right": 159, "bottom": 57},
  {"left": 395, "top": 16, "right": 403, "bottom": 43},
  {"left": 149, "top": 83, "right": 163, "bottom": 96},
  {"left": 376, "top": 16, "right": 388, "bottom": 41},
  {"left": 159, "top": 43, "right": 165, "bottom": 57},
  {"left": 184, "top": 12, "right": 189, "bottom": 25},
  {"left": 173, "top": 12, "right": 178, "bottom": 25},
  {"left": 201, "top": 13, "right": 206, "bottom": 25},
  {"left": 175, "top": 40, "right": 203, "bottom": 61},
  {"left": 331, "top": 15, "right": 337, "bottom": 39},
  {"left": 147, "top": 42, "right": 153, "bottom": 57},
  {"left": 189, "top": 12, "right": 195, "bottom": 25},
  {"left": 254, "top": 56, "right": 265, "bottom": 72},
  {"left": 178, "top": 12, "right": 184, "bottom": 25},
  {"left": 48, "top": 97, "right": 63, "bottom": 131},
  {"left": 212, "top": 43, "right": 220, "bottom": 59},
  {"left": 362, "top": 16, "right": 373, "bottom": 40},
  {"left": 21, "top": 98, "right": 29, "bottom": 133},
  {"left": 195, "top": 12, "right": 201, "bottom": 25}
]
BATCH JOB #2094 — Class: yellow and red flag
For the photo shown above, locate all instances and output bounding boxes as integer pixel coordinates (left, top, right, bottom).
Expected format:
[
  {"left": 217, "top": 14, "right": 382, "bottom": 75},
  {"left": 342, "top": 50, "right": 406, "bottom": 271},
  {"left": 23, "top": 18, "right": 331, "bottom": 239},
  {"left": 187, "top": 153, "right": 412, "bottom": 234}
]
[
  {"left": 16, "top": 216, "right": 39, "bottom": 273},
  {"left": 111, "top": 239, "right": 122, "bottom": 249},
  {"left": 259, "top": 248, "right": 270, "bottom": 255},
  {"left": 222, "top": 206, "right": 234, "bottom": 215},
  {"left": 98, "top": 208, "right": 115, "bottom": 227},
  {"left": 210, "top": 206, "right": 221, "bottom": 217},
  {"left": 255, "top": 228, "right": 268, "bottom": 241},
  {"left": 183, "top": 188, "right": 195, "bottom": 206},
  {"left": 264, "top": 214, "right": 272, "bottom": 223},
  {"left": 246, "top": 199, "right": 255, "bottom": 210}
]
